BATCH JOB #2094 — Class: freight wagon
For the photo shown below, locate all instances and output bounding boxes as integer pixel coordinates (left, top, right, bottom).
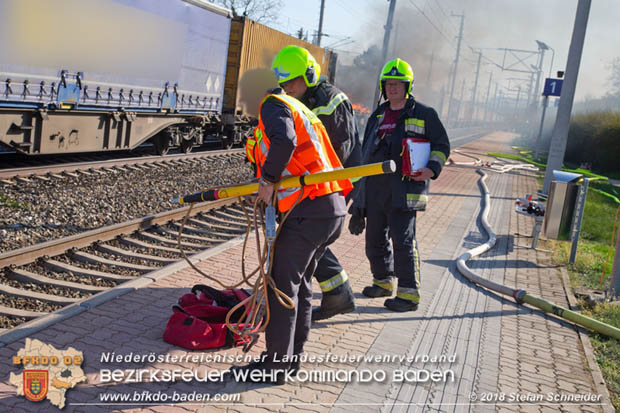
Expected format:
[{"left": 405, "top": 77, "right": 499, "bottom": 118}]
[{"left": 0, "top": 0, "right": 336, "bottom": 156}]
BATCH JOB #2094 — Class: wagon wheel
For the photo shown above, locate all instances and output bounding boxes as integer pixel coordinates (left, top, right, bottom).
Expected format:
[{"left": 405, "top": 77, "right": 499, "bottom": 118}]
[
  {"left": 180, "top": 139, "right": 194, "bottom": 154},
  {"left": 153, "top": 133, "right": 170, "bottom": 156},
  {"left": 221, "top": 136, "right": 234, "bottom": 150}
]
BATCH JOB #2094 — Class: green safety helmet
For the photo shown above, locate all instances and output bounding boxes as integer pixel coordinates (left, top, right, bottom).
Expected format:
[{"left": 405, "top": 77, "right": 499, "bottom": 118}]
[
  {"left": 379, "top": 58, "right": 415, "bottom": 98},
  {"left": 271, "top": 45, "right": 321, "bottom": 87}
]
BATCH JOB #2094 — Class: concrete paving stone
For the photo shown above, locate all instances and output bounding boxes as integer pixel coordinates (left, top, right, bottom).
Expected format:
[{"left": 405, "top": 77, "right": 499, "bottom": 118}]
[
  {"left": 579, "top": 408, "right": 605, "bottom": 413},
  {"left": 288, "top": 405, "right": 329, "bottom": 413},
  {"left": 195, "top": 407, "right": 229, "bottom": 413},
  {"left": 304, "top": 382, "right": 341, "bottom": 397},
  {"left": 555, "top": 371, "right": 592, "bottom": 387},
  {"left": 557, "top": 404, "right": 590, "bottom": 413},
  {"left": 471, "top": 404, "right": 496, "bottom": 413},
  {"left": 145, "top": 405, "right": 191, "bottom": 413},
  {"left": 434, "top": 388, "right": 458, "bottom": 411},
  {"left": 498, "top": 367, "right": 520, "bottom": 381},
  {"left": 519, "top": 379, "right": 541, "bottom": 394},
  {"left": 517, "top": 405, "right": 543, "bottom": 413},
  {"left": 531, "top": 366, "right": 556, "bottom": 381},
  {"left": 497, "top": 380, "right": 517, "bottom": 394},
  {"left": 518, "top": 361, "right": 540, "bottom": 375},
  {"left": 540, "top": 407, "right": 566, "bottom": 413},
  {"left": 86, "top": 315, "right": 118, "bottom": 328},
  {"left": 227, "top": 405, "right": 273, "bottom": 413}
]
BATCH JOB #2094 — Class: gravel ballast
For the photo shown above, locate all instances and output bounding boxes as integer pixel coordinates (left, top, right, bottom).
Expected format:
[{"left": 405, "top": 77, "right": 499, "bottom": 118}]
[{"left": 0, "top": 155, "right": 254, "bottom": 253}]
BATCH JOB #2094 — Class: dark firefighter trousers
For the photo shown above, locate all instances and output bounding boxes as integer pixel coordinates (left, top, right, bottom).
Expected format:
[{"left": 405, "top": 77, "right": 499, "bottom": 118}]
[
  {"left": 311, "top": 189, "right": 359, "bottom": 293},
  {"left": 265, "top": 216, "right": 344, "bottom": 367},
  {"left": 365, "top": 200, "right": 421, "bottom": 292}
]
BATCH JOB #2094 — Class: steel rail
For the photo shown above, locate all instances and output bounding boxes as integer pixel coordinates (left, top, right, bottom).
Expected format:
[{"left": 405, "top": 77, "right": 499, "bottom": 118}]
[
  {"left": 0, "top": 148, "right": 244, "bottom": 179},
  {"left": 0, "top": 197, "right": 239, "bottom": 268}
]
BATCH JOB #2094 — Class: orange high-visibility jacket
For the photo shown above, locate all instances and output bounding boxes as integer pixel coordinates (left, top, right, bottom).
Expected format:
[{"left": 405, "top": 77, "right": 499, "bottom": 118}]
[
  {"left": 253, "top": 93, "right": 352, "bottom": 212},
  {"left": 245, "top": 128, "right": 259, "bottom": 164}
]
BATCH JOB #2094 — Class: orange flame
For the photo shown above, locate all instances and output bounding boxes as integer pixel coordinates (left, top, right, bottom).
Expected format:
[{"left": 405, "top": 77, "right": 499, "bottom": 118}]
[{"left": 352, "top": 103, "right": 371, "bottom": 114}]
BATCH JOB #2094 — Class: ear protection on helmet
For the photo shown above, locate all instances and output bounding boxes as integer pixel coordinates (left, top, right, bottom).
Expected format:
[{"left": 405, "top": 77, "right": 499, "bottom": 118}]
[{"left": 305, "top": 65, "right": 317, "bottom": 87}]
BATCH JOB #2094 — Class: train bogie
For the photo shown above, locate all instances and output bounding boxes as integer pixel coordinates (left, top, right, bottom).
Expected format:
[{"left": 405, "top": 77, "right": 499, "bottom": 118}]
[{"left": 0, "top": 108, "right": 202, "bottom": 154}]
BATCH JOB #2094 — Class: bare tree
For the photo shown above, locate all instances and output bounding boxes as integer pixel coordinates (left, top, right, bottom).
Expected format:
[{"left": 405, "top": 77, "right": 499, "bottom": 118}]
[
  {"left": 213, "top": 0, "right": 283, "bottom": 24},
  {"left": 609, "top": 57, "right": 620, "bottom": 96}
]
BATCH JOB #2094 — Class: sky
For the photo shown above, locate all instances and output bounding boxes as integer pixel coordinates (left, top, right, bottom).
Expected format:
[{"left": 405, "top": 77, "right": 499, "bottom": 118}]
[{"left": 269, "top": 0, "right": 620, "bottom": 103}]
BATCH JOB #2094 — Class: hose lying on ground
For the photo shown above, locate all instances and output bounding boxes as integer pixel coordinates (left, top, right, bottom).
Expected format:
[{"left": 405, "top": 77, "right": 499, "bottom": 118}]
[
  {"left": 457, "top": 170, "right": 620, "bottom": 340},
  {"left": 449, "top": 149, "right": 539, "bottom": 174}
]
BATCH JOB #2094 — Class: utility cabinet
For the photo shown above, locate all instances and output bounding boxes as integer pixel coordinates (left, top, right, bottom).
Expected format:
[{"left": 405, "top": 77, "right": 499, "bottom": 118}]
[{"left": 543, "top": 171, "right": 582, "bottom": 240}]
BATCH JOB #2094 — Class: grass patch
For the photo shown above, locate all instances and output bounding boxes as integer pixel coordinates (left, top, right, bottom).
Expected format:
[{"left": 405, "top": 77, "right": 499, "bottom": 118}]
[
  {"left": 0, "top": 193, "right": 28, "bottom": 209},
  {"left": 581, "top": 189, "right": 620, "bottom": 244},
  {"left": 582, "top": 303, "right": 620, "bottom": 408},
  {"left": 554, "top": 240, "right": 614, "bottom": 291},
  {"left": 553, "top": 239, "right": 620, "bottom": 409},
  {"left": 547, "top": 180, "right": 620, "bottom": 409}
]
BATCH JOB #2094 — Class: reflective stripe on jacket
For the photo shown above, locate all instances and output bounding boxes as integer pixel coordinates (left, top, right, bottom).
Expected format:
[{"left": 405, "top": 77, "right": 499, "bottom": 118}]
[
  {"left": 302, "top": 81, "right": 361, "bottom": 168},
  {"left": 245, "top": 128, "right": 262, "bottom": 164},
  {"left": 254, "top": 93, "right": 352, "bottom": 212},
  {"left": 352, "top": 97, "right": 450, "bottom": 212}
]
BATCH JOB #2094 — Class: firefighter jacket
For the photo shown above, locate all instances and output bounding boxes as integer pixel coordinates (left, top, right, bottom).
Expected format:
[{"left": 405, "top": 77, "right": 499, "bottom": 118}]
[
  {"left": 301, "top": 80, "right": 362, "bottom": 168},
  {"left": 253, "top": 93, "right": 352, "bottom": 212},
  {"left": 352, "top": 97, "right": 450, "bottom": 212}
]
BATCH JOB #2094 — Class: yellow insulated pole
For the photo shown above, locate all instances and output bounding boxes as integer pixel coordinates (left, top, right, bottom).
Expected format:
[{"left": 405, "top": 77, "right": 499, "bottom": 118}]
[
  {"left": 516, "top": 291, "right": 620, "bottom": 340},
  {"left": 173, "top": 161, "right": 395, "bottom": 204}
]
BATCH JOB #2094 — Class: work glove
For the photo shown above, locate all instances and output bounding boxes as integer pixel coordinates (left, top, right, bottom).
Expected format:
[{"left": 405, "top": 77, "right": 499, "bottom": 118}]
[{"left": 348, "top": 206, "right": 365, "bottom": 235}]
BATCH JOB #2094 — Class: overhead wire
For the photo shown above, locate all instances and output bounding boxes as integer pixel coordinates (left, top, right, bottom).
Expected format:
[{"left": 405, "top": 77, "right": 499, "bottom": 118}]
[
  {"left": 407, "top": 0, "right": 456, "bottom": 49},
  {"left": 333, "top": 0, "right": 384, "bottom": 31},
  {"left": 425, "top": 0, "right": 458, "bottom": 39}
]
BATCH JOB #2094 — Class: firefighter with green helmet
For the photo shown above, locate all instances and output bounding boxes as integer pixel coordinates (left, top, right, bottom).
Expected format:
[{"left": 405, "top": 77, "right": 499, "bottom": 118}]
[
  {"left": 264, "top": 45, "right": 362, "bottom": 321},
  {"left": 349, "top": 58, "right": 450, "bottom": 312}
]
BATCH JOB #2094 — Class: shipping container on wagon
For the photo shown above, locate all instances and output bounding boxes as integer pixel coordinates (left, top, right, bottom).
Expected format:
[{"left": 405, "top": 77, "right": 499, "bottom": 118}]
[
  {"left": 0, "top": 0, "right": 231, "bottom": 155},
  {"left": 224, "top": 17, "right": 337, "bottom": 118}
]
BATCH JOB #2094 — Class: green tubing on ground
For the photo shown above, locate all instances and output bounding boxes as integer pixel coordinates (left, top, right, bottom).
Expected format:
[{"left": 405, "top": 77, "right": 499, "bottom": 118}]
[{"left": 517, "top": 291, "right": 620, "bottom": 340}]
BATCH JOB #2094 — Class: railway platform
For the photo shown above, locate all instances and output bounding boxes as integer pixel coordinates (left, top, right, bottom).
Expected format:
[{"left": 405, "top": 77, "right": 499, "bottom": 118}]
[{"left": 0, "top": 132, "right": 614, "bottom": 412}]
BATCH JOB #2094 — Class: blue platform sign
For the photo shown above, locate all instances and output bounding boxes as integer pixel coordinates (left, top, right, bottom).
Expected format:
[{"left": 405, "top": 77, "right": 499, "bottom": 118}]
[{"left": 543, "top": 78, "right": 563, "bottom": 96}]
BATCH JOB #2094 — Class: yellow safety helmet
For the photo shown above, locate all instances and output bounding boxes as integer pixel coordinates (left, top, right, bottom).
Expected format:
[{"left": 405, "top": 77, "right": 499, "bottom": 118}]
[
  {"left": 271, "top": 45, "right": 321, "bottom": 87},
  {"left": 379, "top": 58, "right": 415, "bottom": 98}
]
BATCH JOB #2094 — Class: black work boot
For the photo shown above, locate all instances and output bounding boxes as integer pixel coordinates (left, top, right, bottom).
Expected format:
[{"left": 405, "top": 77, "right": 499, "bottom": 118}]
[
  {"left": 384, "top": 297, "right": 418, "bottom": 312},
  {"left": 312, "top": 282, "right": 356, "bottom": 321},
  {"left": 362, "top": 285, "right": 393, "bottom": 298}
]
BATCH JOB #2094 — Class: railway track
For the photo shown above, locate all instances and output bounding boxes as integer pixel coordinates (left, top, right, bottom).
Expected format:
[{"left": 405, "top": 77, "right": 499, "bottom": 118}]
[
  {"left": 0, "top": 197, "right": 257, "bottom": 334},
  {"left": 0, "top": 148, "right": 245, "bottom": 183}
]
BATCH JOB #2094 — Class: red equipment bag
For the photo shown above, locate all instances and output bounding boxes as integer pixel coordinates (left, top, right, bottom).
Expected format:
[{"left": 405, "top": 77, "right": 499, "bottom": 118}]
[{"left": 163, "top": 284, "right": 255, "bottom": 350}]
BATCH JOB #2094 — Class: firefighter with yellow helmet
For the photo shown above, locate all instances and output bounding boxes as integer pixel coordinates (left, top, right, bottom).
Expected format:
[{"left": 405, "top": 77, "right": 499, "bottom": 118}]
[
  {"left": 248, "top": 45, "right": 362, "bottom": 322},
  {"left": 349, "top": 58, "right": 450, "bottom": 312},
  {"left": 236, "top": 82, "right": 352, "bottom": 384}
]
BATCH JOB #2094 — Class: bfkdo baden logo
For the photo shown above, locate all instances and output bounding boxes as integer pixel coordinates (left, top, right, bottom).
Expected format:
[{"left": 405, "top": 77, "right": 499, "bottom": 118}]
[
  {"left": 23, "top": 370, "right": 49, "bottom": 402},
  {"left": 9, "top": 338, "right": 87, "bottom": 409}
]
